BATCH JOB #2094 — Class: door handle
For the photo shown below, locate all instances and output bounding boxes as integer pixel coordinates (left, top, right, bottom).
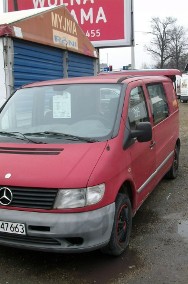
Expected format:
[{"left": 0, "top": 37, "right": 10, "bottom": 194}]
[{"left": 150, "top": 140, "right": 156, "bottom": 149}]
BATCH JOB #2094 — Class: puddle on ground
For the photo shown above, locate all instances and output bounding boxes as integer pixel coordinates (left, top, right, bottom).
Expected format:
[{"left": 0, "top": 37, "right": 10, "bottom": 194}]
[
  {"left": 69, "top": 248, "right": 142, "bottom": 284},
  {"left": 178, "top": 220, "right": 188, "bottom": 241}
]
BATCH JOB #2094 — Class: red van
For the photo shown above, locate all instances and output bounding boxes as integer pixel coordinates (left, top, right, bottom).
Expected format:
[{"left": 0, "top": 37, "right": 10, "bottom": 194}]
[{"left": 0, "top": 69, "right": 181, "bottom": 256}]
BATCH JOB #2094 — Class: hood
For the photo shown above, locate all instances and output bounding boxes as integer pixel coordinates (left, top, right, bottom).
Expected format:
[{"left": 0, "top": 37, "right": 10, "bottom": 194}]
[{"left": 0, "top": 142, "right": 107, "bottom": 189}]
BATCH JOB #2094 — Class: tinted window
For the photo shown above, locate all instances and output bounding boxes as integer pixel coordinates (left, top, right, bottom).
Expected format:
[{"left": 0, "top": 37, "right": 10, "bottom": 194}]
[{"left": 147, "top": 83, "right": 169, "bottom": 125}]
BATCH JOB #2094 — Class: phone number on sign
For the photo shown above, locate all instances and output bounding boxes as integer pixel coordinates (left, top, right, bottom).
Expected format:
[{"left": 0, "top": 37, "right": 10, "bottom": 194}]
[{"left": 86, "top": 29, "right": 101, "bottom": 38}]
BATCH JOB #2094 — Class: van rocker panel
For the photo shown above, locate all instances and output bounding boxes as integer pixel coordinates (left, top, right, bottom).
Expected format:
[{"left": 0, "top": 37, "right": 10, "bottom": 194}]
[{"left": 0, "top": 203, "right": 115, "bottom": 252}]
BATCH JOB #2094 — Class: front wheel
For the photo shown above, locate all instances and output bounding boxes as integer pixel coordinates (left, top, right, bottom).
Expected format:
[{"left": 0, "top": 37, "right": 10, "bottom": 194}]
[
  {"left": 165, "top": 145, "right": 180, "bottom": 179},
  {"left": 101, "top": 193, "right": 132, "bottom": 256}
]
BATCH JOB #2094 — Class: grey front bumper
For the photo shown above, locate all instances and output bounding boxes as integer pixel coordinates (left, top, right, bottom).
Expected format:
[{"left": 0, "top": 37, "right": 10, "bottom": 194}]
[{"left": 0, "top": 203, "right": 115, "bottom": 253}]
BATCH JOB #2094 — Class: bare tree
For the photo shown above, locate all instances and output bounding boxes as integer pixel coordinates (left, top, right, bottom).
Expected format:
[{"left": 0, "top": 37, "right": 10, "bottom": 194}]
[
  {"left": 167, "top": 25, "right": 188, "bottom": 70},
  {"left": 146, "top": 17, "right": 177, "bottom": 68}
]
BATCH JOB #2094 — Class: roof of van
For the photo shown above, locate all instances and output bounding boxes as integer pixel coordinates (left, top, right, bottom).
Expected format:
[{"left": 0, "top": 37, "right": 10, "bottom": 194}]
[
  {"left": 182, "top": 73, "right": 188, "bottom": 77},
  {"left": 21, "top": 72, "right": 175, "bottom": 89},
  {"left": 99, "top": 69, "right": 181, "bottom": 80}
]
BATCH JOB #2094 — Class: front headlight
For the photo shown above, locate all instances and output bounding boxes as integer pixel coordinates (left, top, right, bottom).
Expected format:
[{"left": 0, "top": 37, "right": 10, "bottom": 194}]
[
  {"left": 54, "top": 184, "right": 105, "bottom": 209},
  {"left": 86, "top": 184, "right": 105, "bottom": 205}
]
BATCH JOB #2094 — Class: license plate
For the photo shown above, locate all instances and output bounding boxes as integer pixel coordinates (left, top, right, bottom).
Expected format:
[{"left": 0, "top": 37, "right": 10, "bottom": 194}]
[{"left": 0, "top": 220, "right": 26, "bottom": 235}]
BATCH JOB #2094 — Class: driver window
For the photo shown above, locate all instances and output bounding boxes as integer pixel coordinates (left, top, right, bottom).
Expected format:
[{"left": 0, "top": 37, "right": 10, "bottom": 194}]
[
  {"left": 147, "top": 83, "right": 169, "bottom": 125},
  {"left": 128, "top": 86, "right": 149, "bottom": 130}
]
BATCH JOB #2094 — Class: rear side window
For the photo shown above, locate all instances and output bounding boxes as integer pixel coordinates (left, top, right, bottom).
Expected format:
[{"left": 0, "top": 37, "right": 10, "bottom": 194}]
[
  {"left": 147, "top": 83, "right": 169, "bottom": 125},
  {"left": 128, "top": 86, "right": 149, "bottom": 130}
]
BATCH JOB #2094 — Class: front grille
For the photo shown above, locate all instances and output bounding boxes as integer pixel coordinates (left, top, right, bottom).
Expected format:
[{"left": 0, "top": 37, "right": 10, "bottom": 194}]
[
  {"left": 0, "top": 232, "right": 61, "bottom": 246},
  {"left": 4, "top": 187, "right": 58, "bottom": 209}
]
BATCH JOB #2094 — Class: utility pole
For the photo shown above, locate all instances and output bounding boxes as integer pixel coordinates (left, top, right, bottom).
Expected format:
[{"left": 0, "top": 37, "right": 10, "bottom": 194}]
[
  {"left": 131, "top": 0, "right": 135, "bottom": 69},
  {"left": 2, "top": 0, "right": 7, "bottom": 12},
  {"left": 131, "top": 45, "right": 135, "bottom": 69}
]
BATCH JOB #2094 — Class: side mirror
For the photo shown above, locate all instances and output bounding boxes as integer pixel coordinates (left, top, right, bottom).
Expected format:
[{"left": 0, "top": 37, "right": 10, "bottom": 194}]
[
  {"left": 123, "top": 121, "right": 152, "bottom": 149},
  {"left": 131, "top": 122, "right": 152, "bottom": 142}
]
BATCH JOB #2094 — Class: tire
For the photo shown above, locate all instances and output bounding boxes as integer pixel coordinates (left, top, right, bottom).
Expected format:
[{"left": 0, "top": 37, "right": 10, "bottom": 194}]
[
  {"left": 165, "top": 145, "right": 179, "bottom": 179},
  {"left": 101, "top": 193, "right": 132, "bottom": 256}
]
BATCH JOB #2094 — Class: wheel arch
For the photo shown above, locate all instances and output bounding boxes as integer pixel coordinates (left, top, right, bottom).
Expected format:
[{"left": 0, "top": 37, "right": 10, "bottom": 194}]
[
  {"left": 176, "top": 138, "right": 180, "bottom": 152},
  {"left": 117, "top": 180, "right": 137, "bottom": 214}
]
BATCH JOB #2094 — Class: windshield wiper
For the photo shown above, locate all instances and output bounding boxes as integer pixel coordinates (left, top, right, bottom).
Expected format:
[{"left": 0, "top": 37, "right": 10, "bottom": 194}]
[
  {"left": 24, "top": 131, "right": 98, "bottom": 143},
  {"left": 0, "top": 131, "right": 46, "bottom": 144}
]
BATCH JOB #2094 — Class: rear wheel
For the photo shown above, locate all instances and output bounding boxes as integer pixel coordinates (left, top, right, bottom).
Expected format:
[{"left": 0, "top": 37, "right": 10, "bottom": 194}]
[
  {"left": 101, "top": 193, "right": 132, "bottom": 256},
  {"left": 165, "top": 145, "right": 179, "bottom": 179}
]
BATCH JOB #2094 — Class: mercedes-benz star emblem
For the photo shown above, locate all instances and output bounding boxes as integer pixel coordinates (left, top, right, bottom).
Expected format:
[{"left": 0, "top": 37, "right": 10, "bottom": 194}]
[{"left": 0, "top": 187, "right": 13, "bottom": 206}]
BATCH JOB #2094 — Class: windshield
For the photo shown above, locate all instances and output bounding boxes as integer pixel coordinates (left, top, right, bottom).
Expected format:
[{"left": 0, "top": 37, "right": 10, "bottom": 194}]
[{"left": 0, "top": 84, "right": 122, "bottom": 143}]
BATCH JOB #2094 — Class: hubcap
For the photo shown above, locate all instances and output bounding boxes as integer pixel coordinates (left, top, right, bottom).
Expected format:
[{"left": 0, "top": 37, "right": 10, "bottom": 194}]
[{"left": 116, "top": 204, "right": 128, "bottom": 244}]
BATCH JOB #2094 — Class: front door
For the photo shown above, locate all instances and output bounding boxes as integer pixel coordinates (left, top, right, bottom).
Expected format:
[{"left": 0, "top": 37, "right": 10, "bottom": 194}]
[{"left": 125, "top": 81, "right": 156, "bottom": 207}]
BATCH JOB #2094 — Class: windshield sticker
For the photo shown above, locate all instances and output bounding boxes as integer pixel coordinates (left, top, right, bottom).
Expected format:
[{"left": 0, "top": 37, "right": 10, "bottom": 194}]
[{"left": 53, "top": 93, "right": 71, "bottom": 118}]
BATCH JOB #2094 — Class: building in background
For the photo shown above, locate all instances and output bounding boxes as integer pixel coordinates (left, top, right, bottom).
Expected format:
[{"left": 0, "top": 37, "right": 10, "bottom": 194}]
[
  {"left": 5, "top": 0, "right": 135, "bottom": 68},
  {"left": 0, "top": 5, "right": 98, "bottom": 105}
]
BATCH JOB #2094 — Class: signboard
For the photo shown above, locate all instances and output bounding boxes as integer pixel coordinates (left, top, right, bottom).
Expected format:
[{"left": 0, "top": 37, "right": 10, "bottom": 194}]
[
  {"left": 0, "top": 6, "right": 97, "bottom": 57},
  {"left": 7, "top": 0, "right": 133, "bottom": 48}
]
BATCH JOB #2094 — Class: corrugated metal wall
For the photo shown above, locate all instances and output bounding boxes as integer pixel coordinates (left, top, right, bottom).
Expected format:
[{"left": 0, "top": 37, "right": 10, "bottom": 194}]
[
  {"left": 13, "top": 40, "right": 95, "bottom": 90},
  {"left": 13, "top": 39, "right": 64, "bottom": 89},
  {"left": 67, "top": 52, "right": 94, "bottom": 78}
]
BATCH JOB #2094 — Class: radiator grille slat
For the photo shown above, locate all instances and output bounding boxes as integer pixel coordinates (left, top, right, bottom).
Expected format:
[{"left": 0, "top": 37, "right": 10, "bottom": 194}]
[{"left": 2, "top": 187, "right": 58, "bottom": 209}]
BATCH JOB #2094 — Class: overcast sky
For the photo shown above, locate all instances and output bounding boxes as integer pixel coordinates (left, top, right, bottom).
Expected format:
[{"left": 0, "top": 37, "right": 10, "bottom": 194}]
[
  {"left": 0, "top": 1, "right": 4, "bottom": 12},
  {"left": 100, "top": 0, "right": 188, "bottom": 69},
  {"left": 0, "top": 0, "right": 187, "bottom": 69}
]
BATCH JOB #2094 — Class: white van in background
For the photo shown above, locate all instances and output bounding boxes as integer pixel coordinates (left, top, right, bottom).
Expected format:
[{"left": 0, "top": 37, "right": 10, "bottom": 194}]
[
  {"left": 180, "top": 74, "right": 188, "bottom": 103},
  {"left": 176, "top": 75, "right": 181, "bottom": 99}
]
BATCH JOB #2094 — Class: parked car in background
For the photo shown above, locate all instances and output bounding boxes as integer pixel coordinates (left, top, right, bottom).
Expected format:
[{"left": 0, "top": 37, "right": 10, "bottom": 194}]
[{"left": 180, "top": 74, "right": 188, "bottom": 103}]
